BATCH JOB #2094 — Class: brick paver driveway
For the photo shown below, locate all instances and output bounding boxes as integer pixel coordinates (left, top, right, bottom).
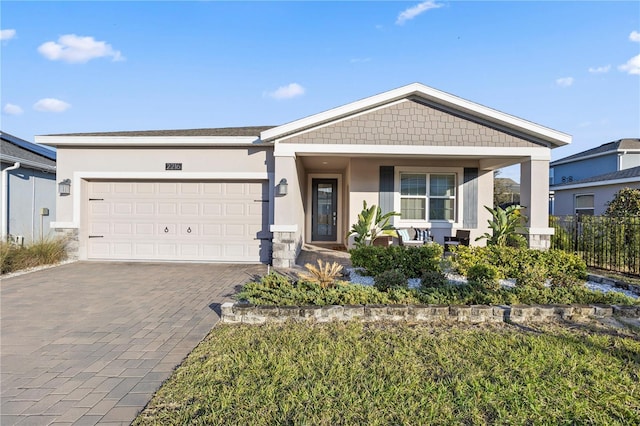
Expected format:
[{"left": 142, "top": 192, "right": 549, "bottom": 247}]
[{"left": 1, "top": 261, "right": 266, "bottom": 425}]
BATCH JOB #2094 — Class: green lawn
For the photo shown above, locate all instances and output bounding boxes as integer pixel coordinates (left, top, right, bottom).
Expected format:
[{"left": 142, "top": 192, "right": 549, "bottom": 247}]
[{"left": 134, "top": 321, "right": 639, "bottom": 425}]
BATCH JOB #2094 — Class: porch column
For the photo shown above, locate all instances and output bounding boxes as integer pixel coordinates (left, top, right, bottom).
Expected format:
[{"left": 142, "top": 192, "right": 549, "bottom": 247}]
[
  {"left": 520, "top": 158, "right": 554, "bottom": 250},
  {"left": 271, "top": 155, "right": 304, "bottom": 268}
]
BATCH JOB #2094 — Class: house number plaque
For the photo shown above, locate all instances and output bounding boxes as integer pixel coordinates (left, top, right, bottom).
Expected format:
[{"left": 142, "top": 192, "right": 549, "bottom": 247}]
[{"left": 165, "top": 163, "right": 183, "bottom": 170}]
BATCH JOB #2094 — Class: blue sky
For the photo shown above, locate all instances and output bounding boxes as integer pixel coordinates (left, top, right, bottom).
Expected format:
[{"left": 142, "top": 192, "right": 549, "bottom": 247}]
[{"left": 1, "top": 1, "right": 639, "bottom": 181}]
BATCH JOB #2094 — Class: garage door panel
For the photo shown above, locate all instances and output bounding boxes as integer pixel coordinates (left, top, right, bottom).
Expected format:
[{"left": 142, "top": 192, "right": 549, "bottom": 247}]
[
  {"left": 180, "top": 203, "right": 199, "bottom": 215},
  {"left": 180, "top": 183, "right": 200, "bottom": 194},
  {"left": 158, "top": 182, "right": 178, "bottom": 194},
  {"left": 113, "top": 242, "right": 132, "bottom": 256},
  {"left": 158, "top": 202, "right": 178, "bottom": 215},
  {"left": 88, "top": 180, "right": 270, "bottom": 262},
  {"left": 89, "top": 203, "right": 110, "bottom": 215},
  {"left": 113, "top": 223, "right": 132, "bottom": 235},
  {"left": 136, "top": 182, "right": 154, "bottom": 193},
  {"left": 135, "top": 202, "right": 155, "bottom": 215},
  {"left": 225, "top": 203, "right": 245, "bottom": 216},
  {"left": 135, "top": 223, "right": 154, "bottom": 235},
  {"left": 114, "top": 203, "right": 133, "bottom": 215},
  {"left": 134, "top": 243, "right": 155, "bottom": 256},
  {"left": 203, "top": 203, "right": 222, "bottom": 216}
]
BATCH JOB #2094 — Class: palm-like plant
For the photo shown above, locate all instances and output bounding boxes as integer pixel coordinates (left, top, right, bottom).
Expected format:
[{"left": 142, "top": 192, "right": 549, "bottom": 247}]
[
  {"left": 298, "top": 259, "right": 344, "bottom": 288},
  {"left": 476, "top": 205, "right": 526, "bottom": 247},
  {"left": 348, "top": 201, "right": 399, "bottom": 249}
]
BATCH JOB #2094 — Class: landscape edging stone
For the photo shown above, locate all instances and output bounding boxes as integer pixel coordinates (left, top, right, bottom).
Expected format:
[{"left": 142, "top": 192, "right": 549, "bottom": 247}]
[{"left": 220, "top": 302, "right": 639, "bottom": 325}]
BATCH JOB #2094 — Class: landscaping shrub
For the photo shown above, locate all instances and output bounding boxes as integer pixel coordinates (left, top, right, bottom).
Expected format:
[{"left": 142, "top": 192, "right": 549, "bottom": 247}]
[
  {"left": 258, "top": 271, "right": 294, "bottom": 289},
  {"left": 1, "top": 238, "right": 67, "bottom": 274},
  {"left": 549, "top": 272, "right": 585, "bottom": 289},
  {"left": 349, "top": 244, "right": 442, "bottom": 278},
  {"left": 466, "top": 264, "right": 500, "bottom": 290},
  {"left": 238, "top": 275, "right": 638, "bottom": 307},
  {"left": 515, "top": 264, "right": 548, "bottom": 289},
  {"left": 419, "top": 270, "right": 448, "bottom": 289},
  {"left": 451, "top": 245, "right": 586, "bottom": 281},
  {"left": 237, "top": 275, "right": 420, "bottom": 306},
  {"left": 374, "top": 269, "right": 408, "bottom": 292}
]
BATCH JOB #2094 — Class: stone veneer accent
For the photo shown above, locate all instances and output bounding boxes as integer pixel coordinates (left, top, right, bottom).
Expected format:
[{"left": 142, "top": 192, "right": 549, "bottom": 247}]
[
  {"left": 53, "top": 228, "right": 79, "bottom": 260},
  {"left": 271, "top": 231, "right": 301, "bottom": 269},
  {"left": 281, "top": 99, "right": 540, "bottom": 147},
  {"left": 221, "top": 302, "right": 639, "bottom": 325},
  {"left": 525, "top": 232, "right": 552, "bottom": 250}
]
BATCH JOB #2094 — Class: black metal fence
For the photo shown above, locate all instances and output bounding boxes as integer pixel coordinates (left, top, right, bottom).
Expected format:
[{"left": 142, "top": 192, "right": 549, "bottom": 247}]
[{"left": 551, "top": 215, "right": 640, "bottom": 276}]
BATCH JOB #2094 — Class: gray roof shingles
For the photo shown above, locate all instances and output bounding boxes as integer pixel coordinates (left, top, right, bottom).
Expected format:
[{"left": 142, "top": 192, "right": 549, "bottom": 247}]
[
  {"left": 1, "top": 132, "right": 56, "bottom": 168},
  {"left": 551, "top": 138, "right": 640, "bottom": 165},
  {"left": 552, "top": 165, "right": 640, "bottom": 187},
  {"left": 44, "top": 126, "right": 277, "bottom": 137}
]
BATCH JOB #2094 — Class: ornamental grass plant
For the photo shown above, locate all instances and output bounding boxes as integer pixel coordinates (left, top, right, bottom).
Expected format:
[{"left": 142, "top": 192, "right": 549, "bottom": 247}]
[{"left": 0, "top": 237, "right": 67, "bottom": 274}]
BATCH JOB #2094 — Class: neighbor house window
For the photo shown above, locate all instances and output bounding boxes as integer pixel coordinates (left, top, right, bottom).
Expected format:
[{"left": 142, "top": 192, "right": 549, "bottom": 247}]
[
  {"left": 575, "top": 194, "right": 594, "bottom": 216},
  {"left": 400, "top": 173, "right": 456, "bottom": 221}
]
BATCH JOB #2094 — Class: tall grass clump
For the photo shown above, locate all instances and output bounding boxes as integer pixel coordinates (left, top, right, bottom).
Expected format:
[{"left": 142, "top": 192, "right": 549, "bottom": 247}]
[{"left": 1, "top": 238, "right": 67, "bottom": 274}]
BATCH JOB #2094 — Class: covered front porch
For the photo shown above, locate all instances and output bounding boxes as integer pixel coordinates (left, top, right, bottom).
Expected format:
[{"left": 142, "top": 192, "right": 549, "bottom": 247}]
[{"left": 270, "top": 151, "right": 552, "bottom": 268}]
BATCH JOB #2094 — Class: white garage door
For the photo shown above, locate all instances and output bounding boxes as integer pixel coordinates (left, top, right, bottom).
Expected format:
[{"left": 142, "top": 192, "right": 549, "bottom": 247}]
[{"left": 87, "top": 180, "right": 270, "bottom": 262}]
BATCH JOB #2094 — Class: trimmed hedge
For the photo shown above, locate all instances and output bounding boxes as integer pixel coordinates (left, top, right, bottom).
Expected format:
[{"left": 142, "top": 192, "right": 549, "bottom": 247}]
[{"left": 349, "top": 244, "right": 443, "bottom": 278}]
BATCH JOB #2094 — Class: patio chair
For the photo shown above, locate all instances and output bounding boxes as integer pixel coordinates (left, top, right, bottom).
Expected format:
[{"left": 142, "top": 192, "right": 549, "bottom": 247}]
[
  {"left": 444, "top": 230, "right": 471, "bottom": 251},
  {"left": 372, "top": 235, "right": 393, "bottom": 247},
  {"left": 396, "top": 228, "right": 433, "bottom": 247}
]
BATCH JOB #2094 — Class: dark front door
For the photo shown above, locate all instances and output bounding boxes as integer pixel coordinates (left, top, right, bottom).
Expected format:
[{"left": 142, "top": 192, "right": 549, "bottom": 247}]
[{"left": 312, "top": 179, "right": 338, "bottom": 241}]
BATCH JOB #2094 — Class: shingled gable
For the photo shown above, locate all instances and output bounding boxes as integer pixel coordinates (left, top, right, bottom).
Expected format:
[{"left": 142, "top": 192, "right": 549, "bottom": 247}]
[{"left": 261, "top": 83, "right": 571, "bottom": 148}]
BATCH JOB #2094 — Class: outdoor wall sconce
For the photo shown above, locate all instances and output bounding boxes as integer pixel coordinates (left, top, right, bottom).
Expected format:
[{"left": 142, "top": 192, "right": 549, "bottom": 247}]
[
  {"left": 58, "top": 179, "right": 71, "bottom": 196},
  {"left": 277, "top": 178, "right": 288, "bottom": 196}
]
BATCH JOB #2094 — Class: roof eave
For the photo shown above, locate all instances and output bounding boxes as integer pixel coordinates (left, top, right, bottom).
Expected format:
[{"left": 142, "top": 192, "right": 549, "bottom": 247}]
[{"left": 35, "top": 135, "right": 268, "bottom": 148}]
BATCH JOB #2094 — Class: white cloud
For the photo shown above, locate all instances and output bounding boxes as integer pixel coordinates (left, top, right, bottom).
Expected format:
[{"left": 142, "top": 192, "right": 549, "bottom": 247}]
[
  {"left": 619, "top": 54, "right": 640, "bottom": 75},
  {"left": 588, "top": 65, "right": 611, "bottom": 74},
  {"left": 0, "top": 29, "right": 16, "bottom": 41},
  {"left": 555, "top": 77, "right": 574, "bottom": 87},
  {"left": 33, "top": 98, "right": 71, "bottom": 113},
  {"left": 38, "top": 34, "right": 124, "bottom": 64},
  {"left": 630, "top": 30, "right": 640, "bottom": 42},
  {"left": 3, "top": 103, "right": 23, "bottom": 115},
  {"left": 266, "top": 83, "right": 305, "bottom": 100},
  {"left": 396, "top": 1, "right": 443, "bottom": 25}
]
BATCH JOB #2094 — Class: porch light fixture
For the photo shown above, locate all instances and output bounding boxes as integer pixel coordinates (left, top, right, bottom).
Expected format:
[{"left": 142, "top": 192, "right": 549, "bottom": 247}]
[
  {"left": 58, "top": 179, "right": 71, "bottom": 196},
  {"left": 277, "top": 178, "right": 288, "bottom": 196}
]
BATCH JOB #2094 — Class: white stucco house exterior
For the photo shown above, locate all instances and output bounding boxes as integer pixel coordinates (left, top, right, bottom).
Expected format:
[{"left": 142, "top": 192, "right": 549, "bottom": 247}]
[{"left": 36, "top": 83, "right": 571, "bottom": 267}]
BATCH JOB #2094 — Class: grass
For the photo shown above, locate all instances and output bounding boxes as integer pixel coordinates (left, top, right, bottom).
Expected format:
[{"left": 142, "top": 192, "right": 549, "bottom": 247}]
[
  {"left": 135, "top": 321, "right": 640, "bottom": 425},
  {"left": 0, "top": 238, "right": 67, "bottom": 274}
]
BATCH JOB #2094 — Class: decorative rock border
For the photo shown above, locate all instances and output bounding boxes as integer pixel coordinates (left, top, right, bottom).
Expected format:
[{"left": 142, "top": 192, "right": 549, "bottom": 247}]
[
  {"left": 221, "top": 302, "right": 640, "bottom": 325},
  {"left": 588, "top": 274, "right": 640, "bottom": 295}
]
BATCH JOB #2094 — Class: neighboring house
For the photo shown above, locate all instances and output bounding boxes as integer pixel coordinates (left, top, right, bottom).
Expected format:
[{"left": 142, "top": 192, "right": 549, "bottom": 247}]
[
  {"left": 550, "top": 138, "right": 640, "bottom": 216},
  {"left": 1, "top": 131, "right": 57, "bottom": 243},
  {"left": 551, "top": 166, "right": 640, "bottom": 216},
  {"left": 36, "top": 83, "right": 571, "bottom": 267}
]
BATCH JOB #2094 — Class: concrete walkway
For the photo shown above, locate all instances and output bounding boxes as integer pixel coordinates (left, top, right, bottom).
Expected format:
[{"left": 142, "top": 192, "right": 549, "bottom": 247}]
[{"left": 1, "top": 261, "right": 266, "bottom": 426}]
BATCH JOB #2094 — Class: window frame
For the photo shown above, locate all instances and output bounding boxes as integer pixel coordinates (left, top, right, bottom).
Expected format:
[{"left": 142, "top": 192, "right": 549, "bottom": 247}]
[
  {"left": 574, "top": 193, "right": 595, "bottom": 216},
  {"left": 395, "top": 167, "right": 462, "bottom": 226}
]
